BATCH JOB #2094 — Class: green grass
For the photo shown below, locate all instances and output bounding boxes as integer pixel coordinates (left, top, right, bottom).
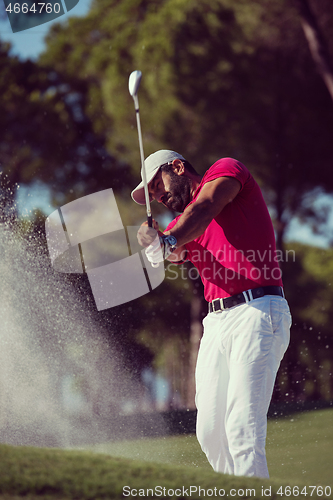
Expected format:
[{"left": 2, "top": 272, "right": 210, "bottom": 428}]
[
  {"left": 266, "top": 408, "right": 333, "bottom": 484},
  {"left": 88, "top": 408, "right": 333, "bottom": 485},
  {"left": 0, "top": 409, "right": 332, "bottom": 499},
  {"left": 0, "top": 444, "right": 327, "bottom": 500}
]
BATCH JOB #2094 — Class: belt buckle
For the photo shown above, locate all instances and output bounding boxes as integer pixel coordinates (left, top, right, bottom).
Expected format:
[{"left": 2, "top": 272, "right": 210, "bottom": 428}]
[{"left": 212, "top": 298, "right": 223, "bottom": 313}]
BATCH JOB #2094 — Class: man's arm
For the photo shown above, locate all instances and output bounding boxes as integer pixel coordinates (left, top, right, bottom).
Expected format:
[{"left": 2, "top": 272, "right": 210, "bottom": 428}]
[
  {"left": 139, "top": 176, "right": 241, "bottom": 264},
  {"left": 165, "top": 176, "right": 241, "bottom": 249}
]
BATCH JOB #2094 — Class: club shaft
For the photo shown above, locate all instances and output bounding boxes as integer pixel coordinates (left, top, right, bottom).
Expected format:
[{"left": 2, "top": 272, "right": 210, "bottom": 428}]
[{"left": 134, "top": 98, "right": 152, "bottom": 226}]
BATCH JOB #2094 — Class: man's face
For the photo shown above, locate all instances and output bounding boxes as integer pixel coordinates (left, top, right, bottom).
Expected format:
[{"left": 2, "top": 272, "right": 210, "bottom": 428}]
[{"left": 148, "top": 168, "right": 192, "bottom": 212}]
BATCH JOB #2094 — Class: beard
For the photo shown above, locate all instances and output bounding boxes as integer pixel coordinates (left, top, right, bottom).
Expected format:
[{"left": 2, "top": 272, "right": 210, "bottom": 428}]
[{"left": 163, "top": 173, "right": 193, "bottom": 213}]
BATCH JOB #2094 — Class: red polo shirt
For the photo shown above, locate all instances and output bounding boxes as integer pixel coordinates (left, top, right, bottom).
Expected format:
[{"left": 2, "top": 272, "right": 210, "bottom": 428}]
[{"left": 166, "top": 158, "right": 283, "bottom": 302}]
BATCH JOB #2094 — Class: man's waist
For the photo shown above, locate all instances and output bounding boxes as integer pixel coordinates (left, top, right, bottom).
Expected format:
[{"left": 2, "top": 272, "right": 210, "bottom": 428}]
[{"left": 208, "top": 286, "right": 284, "bottom": 313}]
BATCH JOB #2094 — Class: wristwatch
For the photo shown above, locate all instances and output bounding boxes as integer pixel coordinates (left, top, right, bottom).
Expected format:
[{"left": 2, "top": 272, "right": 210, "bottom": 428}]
[
  {"left": 163, "top": 234, "right": 177, "bottom": 250},
  {"left": 161, "top": 234, "right": 178, "bottom": 259}
]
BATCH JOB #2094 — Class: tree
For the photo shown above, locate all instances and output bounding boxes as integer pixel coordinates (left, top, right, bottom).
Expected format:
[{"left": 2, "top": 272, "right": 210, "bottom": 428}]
[
  {"left": 4, "top": 0, "right": 333, "bottom": 408},
  {"left": 277, "top": 242, "right": 333, "bottom": 403},
  {"left": 0, "top": 40, "right": 129, "bottom": 220},
  {"left": 36, "top": 0, "right": 333, "bottom": 406},
  {"left": 296, "top": 0, "right": 333, "bottom": 102},
  {"left": 38, "top": 0, "right": 333, "bottom": 243}
]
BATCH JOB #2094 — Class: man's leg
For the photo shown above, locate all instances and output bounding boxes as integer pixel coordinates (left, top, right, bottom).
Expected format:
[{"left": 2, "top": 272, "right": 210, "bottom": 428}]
[
  {"left": 224, "top": 296, "right": 291, "bottom": 477},
  {"left": 195, "top": 312, "right": 234, "bottom": 474}
]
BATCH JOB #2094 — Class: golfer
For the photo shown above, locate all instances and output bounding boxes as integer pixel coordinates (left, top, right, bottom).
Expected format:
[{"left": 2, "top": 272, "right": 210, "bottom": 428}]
[{"left": 132, "top": 150, "right": 292, "bottom": 478}]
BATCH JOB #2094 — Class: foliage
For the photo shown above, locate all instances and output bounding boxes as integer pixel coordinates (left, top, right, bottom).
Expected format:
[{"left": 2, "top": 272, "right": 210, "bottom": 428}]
[
  {"left": 38, "top": 0, "right": 333, "bottom": 237},
  {"left": 1, "top": 0, "right": 333, "bottom": 407},
  {"left": 278, "top": 242, "right": 333, "bottom": 403},
  {"left": 0, "top": 40, "right": 127, "bottom": 214},
  {"left": 1, "top": 0, "right": 333, "bottom": 224}
]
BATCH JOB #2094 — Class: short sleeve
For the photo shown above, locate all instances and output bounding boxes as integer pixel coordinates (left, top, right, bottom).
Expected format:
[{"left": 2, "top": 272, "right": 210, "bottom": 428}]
[{"left": 203, "top": 158, "right": 250, "bottom": 191}]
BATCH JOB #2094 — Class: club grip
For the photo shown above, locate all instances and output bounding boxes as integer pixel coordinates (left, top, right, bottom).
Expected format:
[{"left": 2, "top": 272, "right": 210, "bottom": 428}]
[{"left": 147, "top": 215, "right": 160, "bottom": 268}]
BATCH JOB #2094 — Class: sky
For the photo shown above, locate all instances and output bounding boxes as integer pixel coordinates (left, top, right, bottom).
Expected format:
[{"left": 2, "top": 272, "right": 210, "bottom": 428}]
[
  {"left": 0, "top": 0, "right": 331, "bottom": 248},
  {"left": 0, "top": 0, "right": 92, "bottom": 60},
  {"left": 0, "top": 0, "right": 92, "bottom": 217}
]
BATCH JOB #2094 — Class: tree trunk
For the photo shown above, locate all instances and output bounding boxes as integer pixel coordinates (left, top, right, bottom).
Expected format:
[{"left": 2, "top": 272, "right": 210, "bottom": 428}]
[
  {"left": 274, "top": 51, "right": 287, "bottom": 252},
  {"left": 296, "top": 0, "right": 333, "bottom": 102}
]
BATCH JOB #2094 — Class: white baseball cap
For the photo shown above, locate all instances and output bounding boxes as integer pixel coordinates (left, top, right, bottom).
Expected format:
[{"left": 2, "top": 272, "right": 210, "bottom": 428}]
[{"left": 131, "top": 150, "right": 186, "bottom": 205}]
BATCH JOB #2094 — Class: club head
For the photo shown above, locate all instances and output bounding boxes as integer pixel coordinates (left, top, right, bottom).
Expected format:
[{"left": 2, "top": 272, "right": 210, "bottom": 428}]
[{"left": 129, "top": 70, "right": 142, "bottom": 97}]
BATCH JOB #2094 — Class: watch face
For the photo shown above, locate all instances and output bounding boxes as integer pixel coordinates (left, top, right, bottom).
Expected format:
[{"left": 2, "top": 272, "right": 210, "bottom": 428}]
[{"left": 167, "top": 235, "right": 177, "bottom": 247}]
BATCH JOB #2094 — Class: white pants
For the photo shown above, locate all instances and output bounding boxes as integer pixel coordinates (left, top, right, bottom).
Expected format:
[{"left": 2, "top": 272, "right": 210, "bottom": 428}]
[{"left": 195, "top": 295, "right": 291, "bottom": 478}]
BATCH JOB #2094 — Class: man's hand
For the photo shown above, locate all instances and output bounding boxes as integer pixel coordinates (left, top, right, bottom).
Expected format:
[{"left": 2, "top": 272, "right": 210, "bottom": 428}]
[
  {"left": 137, "top": 220, "right": 178, "bottom": 264},
  {"left": 145, "top": 234, "right": 178, "bottom": 264},
  {"left": 145, "top": 234, "right": 164, "bottom": 264},
  {"left": 137, "top": 220, "right": 160, "bottom": 248}
]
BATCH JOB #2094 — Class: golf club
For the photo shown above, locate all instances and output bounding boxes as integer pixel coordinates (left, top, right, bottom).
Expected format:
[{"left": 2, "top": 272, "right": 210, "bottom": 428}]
[
  {"left": 128, "top": 70, "right": 152, "bottom": 228},
  {"left": 129, "top": 70, "right": 159, "bottom": 267}
]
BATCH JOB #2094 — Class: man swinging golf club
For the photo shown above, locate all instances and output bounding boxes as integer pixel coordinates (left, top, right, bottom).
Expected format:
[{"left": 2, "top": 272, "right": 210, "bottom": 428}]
[
  {"left": 129, "top": 70, "right": 291, "bottom": 479},
  {"left": 131, "top": 148, "right": 292, "bottom": 479}
]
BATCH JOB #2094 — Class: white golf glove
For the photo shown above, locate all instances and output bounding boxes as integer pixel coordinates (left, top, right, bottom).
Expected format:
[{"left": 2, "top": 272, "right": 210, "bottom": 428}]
[{"left": 145, "top": 234, "right": 177, "bottom": 264}]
